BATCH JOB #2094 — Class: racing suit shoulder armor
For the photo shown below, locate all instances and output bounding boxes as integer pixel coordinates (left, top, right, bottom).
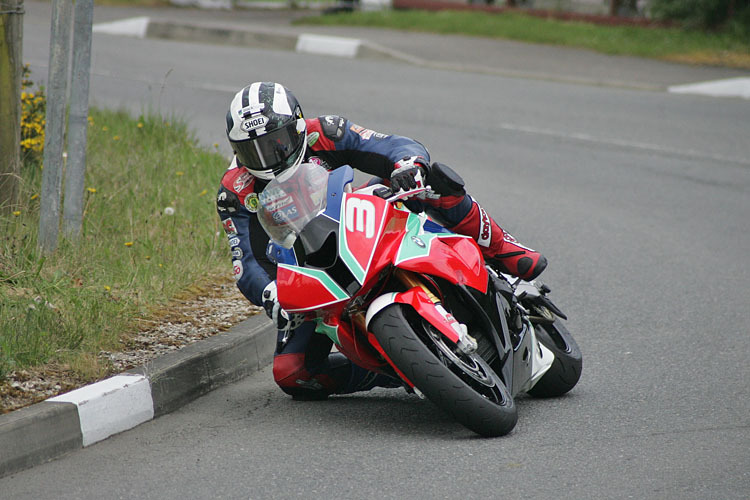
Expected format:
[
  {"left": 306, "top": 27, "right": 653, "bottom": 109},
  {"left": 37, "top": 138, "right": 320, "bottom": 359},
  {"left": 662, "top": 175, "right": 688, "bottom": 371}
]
[{"left": 315, "top": 115, "right": 348, "bottom": 141}]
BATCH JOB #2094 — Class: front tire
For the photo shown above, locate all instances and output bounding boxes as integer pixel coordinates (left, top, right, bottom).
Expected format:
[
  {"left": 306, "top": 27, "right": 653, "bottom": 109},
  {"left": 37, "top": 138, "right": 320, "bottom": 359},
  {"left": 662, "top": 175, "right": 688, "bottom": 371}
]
[
  {"left": 527, "top": 320, "right": 582, "bottom": 398},
  {"left": 370, "top": 304, "right": 517, "bottom": 437}
]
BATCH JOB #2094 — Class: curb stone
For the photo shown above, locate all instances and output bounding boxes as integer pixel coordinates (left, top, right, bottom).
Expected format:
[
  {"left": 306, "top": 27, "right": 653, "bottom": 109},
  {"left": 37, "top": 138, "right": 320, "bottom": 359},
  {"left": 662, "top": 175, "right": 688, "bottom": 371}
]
[
  {"left": 93, "top": 16, "right": 405, "bottom": 61},
  {"left": 0, "top": 313, "right": 274, "bottom": 479}
]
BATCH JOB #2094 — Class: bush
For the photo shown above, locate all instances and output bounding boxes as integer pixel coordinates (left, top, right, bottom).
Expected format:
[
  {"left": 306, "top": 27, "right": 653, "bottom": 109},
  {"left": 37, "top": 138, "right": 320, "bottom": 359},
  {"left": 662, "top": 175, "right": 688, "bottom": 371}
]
[{"left": 650, "top": 0, "right": 750, "bottom": 36}]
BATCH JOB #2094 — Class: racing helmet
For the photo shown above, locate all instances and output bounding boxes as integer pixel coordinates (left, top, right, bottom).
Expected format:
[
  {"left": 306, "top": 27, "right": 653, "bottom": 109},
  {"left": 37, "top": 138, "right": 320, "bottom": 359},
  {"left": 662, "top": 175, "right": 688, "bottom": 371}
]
[{"left": 226, "top": 82, "right": 307, "bottom": 180}]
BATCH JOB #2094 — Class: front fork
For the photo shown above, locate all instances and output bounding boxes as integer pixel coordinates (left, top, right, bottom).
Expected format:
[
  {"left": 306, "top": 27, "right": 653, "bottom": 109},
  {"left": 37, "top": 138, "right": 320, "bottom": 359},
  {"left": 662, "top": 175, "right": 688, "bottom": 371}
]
[{"left": 365, "top": 269, "right": 478, "bottom": 355}]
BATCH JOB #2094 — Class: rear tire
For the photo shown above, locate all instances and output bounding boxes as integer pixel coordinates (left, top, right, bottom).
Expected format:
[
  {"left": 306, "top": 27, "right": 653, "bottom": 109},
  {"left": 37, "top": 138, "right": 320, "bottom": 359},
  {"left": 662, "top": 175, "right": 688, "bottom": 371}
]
[
  {"left": 370, "top": 304, "right": 517, "bottom": 437},
  {"left": 527, "top": 320, "right": 582, "bottom": 398}
]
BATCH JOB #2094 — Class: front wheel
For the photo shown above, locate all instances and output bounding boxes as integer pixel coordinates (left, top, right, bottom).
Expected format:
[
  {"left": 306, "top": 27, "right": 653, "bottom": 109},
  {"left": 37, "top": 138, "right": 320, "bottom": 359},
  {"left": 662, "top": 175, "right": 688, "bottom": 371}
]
[
  {"left": 370, "top": 304, "right": 517, "bottom": 437},
  {"left": 527, "top": 320, "right": 582, "bottom": 398}
]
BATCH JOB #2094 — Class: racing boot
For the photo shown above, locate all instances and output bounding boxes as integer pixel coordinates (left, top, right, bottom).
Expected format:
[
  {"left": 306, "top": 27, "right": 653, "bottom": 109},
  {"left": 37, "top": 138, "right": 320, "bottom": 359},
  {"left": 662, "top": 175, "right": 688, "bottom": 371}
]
[
  {"left": 449, "top": 200, "right": 547, "bottom": 281},
  {"left": 336, "top": 355, "right": 402, "bottom": 395}
]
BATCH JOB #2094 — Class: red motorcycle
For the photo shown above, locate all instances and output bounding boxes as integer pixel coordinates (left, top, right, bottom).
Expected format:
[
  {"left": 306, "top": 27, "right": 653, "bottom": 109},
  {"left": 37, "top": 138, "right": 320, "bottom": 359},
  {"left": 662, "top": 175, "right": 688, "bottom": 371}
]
[{"left": 258, "top": 162, "right": 582, "bottom": 437}]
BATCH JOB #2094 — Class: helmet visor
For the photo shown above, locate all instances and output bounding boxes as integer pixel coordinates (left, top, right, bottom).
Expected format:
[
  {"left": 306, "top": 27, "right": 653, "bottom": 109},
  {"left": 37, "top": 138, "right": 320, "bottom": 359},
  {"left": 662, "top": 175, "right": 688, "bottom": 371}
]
[{"left": 233, "top": 120, "right": 305, "bottom": 174}]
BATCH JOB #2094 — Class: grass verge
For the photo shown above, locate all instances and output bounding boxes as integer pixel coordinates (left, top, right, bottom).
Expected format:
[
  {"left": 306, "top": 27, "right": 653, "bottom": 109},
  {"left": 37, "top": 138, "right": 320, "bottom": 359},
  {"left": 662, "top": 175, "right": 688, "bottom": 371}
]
[
  {"left": 0, "top": 108, "right": 229, "bottom": 382},
  {"left": 295, "top": 10, "right": 750, "bottom": 68}
]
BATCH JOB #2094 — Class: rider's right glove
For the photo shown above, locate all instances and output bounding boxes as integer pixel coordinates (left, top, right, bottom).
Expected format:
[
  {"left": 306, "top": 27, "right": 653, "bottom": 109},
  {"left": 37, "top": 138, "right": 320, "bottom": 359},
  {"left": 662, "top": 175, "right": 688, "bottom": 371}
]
[
  {"left": 262, "top": 281, "right": 304, "bottom": 333},
  {"left": 390, "top": 155, "right": 428, "bottom": 192}
]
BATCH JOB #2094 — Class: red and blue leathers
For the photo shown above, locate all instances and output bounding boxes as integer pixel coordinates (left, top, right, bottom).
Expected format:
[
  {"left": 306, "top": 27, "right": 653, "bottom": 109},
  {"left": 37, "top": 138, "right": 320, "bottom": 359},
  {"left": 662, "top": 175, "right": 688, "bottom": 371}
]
[{"left": 217, "top": 115, "right": 541, "bottom": 399}]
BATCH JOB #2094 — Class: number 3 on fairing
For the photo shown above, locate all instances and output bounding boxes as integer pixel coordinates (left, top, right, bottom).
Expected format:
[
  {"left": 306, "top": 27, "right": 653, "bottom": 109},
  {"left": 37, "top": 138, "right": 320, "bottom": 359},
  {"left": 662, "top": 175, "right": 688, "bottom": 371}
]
[{"left": 345, "top": 198, "right": 376, "bottom": 238}]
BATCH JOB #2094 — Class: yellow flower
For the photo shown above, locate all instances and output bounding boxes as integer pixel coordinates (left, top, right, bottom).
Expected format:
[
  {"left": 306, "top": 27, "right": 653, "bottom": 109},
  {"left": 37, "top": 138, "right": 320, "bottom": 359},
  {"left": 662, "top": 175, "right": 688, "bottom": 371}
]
[
  {"left": 30, "top": 193, "right": 39, "bottom": 200},
  {"left": 12, "top": 211, "right": 21, "bottom": 216},
  {"left": 104, "top": 286, "right": 111, "bottom": 292},
  {"left": 158, "top": 263, "right": 163, "bottom": 268},
  {"left": 102, "top": 126, "right": 108, "bottom": 132},
  {"left": 145, "top": 255, "right": 151, "bottom": 260},
  {"left": 113, "top": 135, "right": 120, "bottom": 141},
  {"left": 87, "top": 187, "right": 97, "bottom": 193},
  {"left": 124, "top": 241, "right": 134, "bottom": 247},
  {"left": 198, "top": 189, "right": 208, "bottom": 197},
  {"left": 213, "top": 143, "right": 219, "bottom": 148},
  {"left": 137, "top": 122, "right": 144, "bottom": 128},
  {"left": 176, "top": 171, "right": 184, "bottom": 176}
]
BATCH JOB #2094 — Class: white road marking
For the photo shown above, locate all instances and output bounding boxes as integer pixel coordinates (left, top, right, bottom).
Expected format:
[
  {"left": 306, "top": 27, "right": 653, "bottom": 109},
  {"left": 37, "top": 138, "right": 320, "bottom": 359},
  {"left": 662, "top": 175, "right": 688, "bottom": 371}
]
[{"left": 668, "top": 77, "right": 750, "bottom": 100}]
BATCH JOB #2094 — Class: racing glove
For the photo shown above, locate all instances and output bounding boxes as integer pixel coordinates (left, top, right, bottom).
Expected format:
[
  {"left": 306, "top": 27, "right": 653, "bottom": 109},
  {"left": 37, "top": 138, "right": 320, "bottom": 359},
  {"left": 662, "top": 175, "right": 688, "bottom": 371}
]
[
  {"left": 390, "top": 156, "right": 428, "bottom": 192},
  {"left": 262, "top": 281, "right": 304, "bottom": 333}
]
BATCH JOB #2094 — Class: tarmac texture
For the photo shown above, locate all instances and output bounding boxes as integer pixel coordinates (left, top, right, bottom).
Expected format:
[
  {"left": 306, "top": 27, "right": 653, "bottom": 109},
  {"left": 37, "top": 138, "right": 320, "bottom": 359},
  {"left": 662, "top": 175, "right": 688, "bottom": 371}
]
[{"left": 3, "top": 0, "right": 748, "bottom": 480}]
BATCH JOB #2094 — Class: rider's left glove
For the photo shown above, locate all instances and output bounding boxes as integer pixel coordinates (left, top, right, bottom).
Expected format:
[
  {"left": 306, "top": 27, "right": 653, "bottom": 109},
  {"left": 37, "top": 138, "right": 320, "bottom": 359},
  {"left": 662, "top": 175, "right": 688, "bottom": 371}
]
[
  {"left": 390, "top": 156, "right": 428, "bottom": 192},
  {"left": 262, "top": 281, "right": 304, "bottom": 333}
]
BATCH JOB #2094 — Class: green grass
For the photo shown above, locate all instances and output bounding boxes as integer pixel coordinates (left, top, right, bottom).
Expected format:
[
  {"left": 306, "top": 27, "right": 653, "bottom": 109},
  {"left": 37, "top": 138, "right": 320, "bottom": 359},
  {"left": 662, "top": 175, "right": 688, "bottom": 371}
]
[
  {"left": 295, "top": 10, "right": 750, "bottom": 67},
  {"left": 0, "top": 108, "right": 228, "bottom": 381}
]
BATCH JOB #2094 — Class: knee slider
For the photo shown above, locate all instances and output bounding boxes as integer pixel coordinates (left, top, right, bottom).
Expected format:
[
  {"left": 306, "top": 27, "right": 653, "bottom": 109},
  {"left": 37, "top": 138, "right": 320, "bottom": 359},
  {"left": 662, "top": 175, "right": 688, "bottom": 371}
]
[{"left": 428, "top": 162, "right": 466, "bottom": 196}]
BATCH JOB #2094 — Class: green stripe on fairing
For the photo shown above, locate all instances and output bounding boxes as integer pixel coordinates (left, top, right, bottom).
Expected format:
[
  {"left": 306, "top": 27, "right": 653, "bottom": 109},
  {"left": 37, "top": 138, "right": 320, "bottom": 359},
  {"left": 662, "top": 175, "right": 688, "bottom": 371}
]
[
  {"left": 314, "top": 318, "right": 340, "bottom": 345},
  {"left": 278, "top": 264, "right": 349, "bottom": 301},
  {"left": 395, "top": 212, "right": 440, "bottom": 264}
]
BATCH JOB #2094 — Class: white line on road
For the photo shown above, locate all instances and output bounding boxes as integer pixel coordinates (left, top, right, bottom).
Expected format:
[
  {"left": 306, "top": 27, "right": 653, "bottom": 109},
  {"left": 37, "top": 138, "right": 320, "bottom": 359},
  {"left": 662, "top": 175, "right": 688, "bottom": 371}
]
[{"left": 668, "top": 77, "right": 750, "bottom": 100}]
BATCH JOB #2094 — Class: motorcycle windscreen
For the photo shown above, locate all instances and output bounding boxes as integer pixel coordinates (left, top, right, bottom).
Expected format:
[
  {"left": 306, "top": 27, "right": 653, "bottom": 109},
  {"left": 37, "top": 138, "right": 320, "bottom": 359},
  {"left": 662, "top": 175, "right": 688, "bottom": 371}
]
[{"left": 257, "top": 162, "right": 329, "bottom": 248}]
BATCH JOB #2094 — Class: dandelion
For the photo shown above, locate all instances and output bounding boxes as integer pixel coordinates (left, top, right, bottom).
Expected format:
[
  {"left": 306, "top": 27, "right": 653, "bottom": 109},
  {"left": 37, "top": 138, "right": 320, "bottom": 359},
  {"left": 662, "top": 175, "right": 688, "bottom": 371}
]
[
  {"left": 87, "top": 187, "right": 97, "bottom": 194},
  {"left": 158, "top": 263, "right": 163, "bottom": 268},
  {"left": 124, "top": 241, "right": 134, "bottom": 247},
  {"left": 102, "top": 126, "right": 108, "bottom": 132},
  {"left": 145, "top": 255, "right": 151, "bottom": 260},
  {"left": 164, "top": 207, "right": 175, "bottom": 215},
  {"left": 12, "top": 211, "right": 21, "bottom": 216},
  {"left": 137, "top": 122, "right": 144, "bottom": 129},
  {"left": 87, "top": 116, "right": 94, "bottom": 125},
  {"left": 213, "top": 143, "right": 219, "bottom": 148},
  {"left": 30, "top": 194, "right": 39, "bottom": 200},
  {"left": 198, "top": 189, "right": 208, "bottom": 197},
  {"left": 176, "top": 171, "right": 184, "bottom": 176},
  {"left": 104, "top": 286, "right": 111, "bottom": 292},
  {"left": 113, "top": 135, "right": 120, "bottom": 141}
]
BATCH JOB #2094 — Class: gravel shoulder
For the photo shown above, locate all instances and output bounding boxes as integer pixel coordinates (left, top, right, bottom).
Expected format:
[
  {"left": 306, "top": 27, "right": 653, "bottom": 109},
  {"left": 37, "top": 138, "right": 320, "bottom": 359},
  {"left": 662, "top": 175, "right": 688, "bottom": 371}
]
[{"left": 1, "top": 280, "right": 262, "bottom": 414}]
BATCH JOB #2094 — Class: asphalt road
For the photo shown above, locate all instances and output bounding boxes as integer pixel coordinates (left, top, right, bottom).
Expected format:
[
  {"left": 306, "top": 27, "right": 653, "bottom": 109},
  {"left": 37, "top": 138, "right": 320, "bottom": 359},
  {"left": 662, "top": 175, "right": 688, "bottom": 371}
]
[{"left": 6, "top": 2, "right": 750, "bottom": 499}]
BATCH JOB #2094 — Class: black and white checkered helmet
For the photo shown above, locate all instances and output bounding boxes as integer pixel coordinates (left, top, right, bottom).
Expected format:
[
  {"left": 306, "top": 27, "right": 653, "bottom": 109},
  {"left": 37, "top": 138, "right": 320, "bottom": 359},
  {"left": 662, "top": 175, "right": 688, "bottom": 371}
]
[{"left": 226, "top": 82, "right": 306, "bottom": 180}]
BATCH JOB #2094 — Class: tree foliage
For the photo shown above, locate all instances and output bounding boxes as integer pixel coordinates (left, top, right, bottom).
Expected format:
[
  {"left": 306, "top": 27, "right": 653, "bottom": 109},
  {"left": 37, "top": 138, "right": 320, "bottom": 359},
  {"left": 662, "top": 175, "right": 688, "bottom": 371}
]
[{"left": 650, "top": 0, "right": 750, "bottom": 37}]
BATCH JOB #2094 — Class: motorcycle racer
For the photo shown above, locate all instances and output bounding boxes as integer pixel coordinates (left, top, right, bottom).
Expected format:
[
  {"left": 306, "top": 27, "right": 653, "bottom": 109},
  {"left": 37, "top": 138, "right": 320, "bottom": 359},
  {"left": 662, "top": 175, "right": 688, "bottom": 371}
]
[{"left": 217, "top": 82, "right": 547, "bottom": 400}]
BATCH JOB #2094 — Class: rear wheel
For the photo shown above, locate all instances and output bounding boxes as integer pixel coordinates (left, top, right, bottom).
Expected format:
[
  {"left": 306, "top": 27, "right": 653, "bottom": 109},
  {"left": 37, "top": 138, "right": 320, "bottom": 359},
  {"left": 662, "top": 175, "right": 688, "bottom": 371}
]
[
  {"left": 370, "top": 304, "right": 517, "bottom": 437},
  {"left": 527, "top": 320, "right": 582, "bottom": 398}
]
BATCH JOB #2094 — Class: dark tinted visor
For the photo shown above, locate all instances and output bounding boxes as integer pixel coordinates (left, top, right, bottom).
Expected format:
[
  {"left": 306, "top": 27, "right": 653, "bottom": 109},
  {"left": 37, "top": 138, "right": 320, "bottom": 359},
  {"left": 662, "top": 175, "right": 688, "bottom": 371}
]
[{"left": 233, "top": 122, "right": 304, "bottom": 173}]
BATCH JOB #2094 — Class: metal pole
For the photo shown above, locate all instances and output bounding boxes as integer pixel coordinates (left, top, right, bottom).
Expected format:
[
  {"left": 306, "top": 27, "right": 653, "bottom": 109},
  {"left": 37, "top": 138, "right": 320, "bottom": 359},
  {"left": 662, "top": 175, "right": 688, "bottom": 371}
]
[
  {"left": 38, "top": 0, "right": 72, "bottom": 253},
  {"left": 63, "top": 0, "right": 93, "bottom": 239},
  {"left": 0, "top": 0, "right": 24, "bottom": 215}
]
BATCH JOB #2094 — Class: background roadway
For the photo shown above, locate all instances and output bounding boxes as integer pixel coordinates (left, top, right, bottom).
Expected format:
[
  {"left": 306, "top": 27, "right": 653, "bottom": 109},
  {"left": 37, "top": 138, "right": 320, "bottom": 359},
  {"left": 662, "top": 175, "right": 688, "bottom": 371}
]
[{"left": 5, "top": 2, "right": 749, "bottom": 498}]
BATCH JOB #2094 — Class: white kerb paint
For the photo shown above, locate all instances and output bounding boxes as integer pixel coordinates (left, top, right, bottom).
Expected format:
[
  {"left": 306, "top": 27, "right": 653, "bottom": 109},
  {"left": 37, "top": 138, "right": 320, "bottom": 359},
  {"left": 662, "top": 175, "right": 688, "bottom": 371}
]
[
  {"left": 92, "top": 17, "right": 150, "bottom": 38},
  {"left": 50, "top": 374, "right": 154, "bottom": 447},
  {"left": 296, "top": 34, "right": 361, "bottom": 58}
]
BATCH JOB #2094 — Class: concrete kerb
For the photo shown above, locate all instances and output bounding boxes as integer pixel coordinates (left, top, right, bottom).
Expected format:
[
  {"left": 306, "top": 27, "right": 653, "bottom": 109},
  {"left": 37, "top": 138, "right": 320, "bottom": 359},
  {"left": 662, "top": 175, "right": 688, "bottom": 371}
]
[
  {"left": 94, "top": 16, "right": 412, "bottom": 62},
  {"left": 0, "top": 313, "right": 275, "bottom": 479}
]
